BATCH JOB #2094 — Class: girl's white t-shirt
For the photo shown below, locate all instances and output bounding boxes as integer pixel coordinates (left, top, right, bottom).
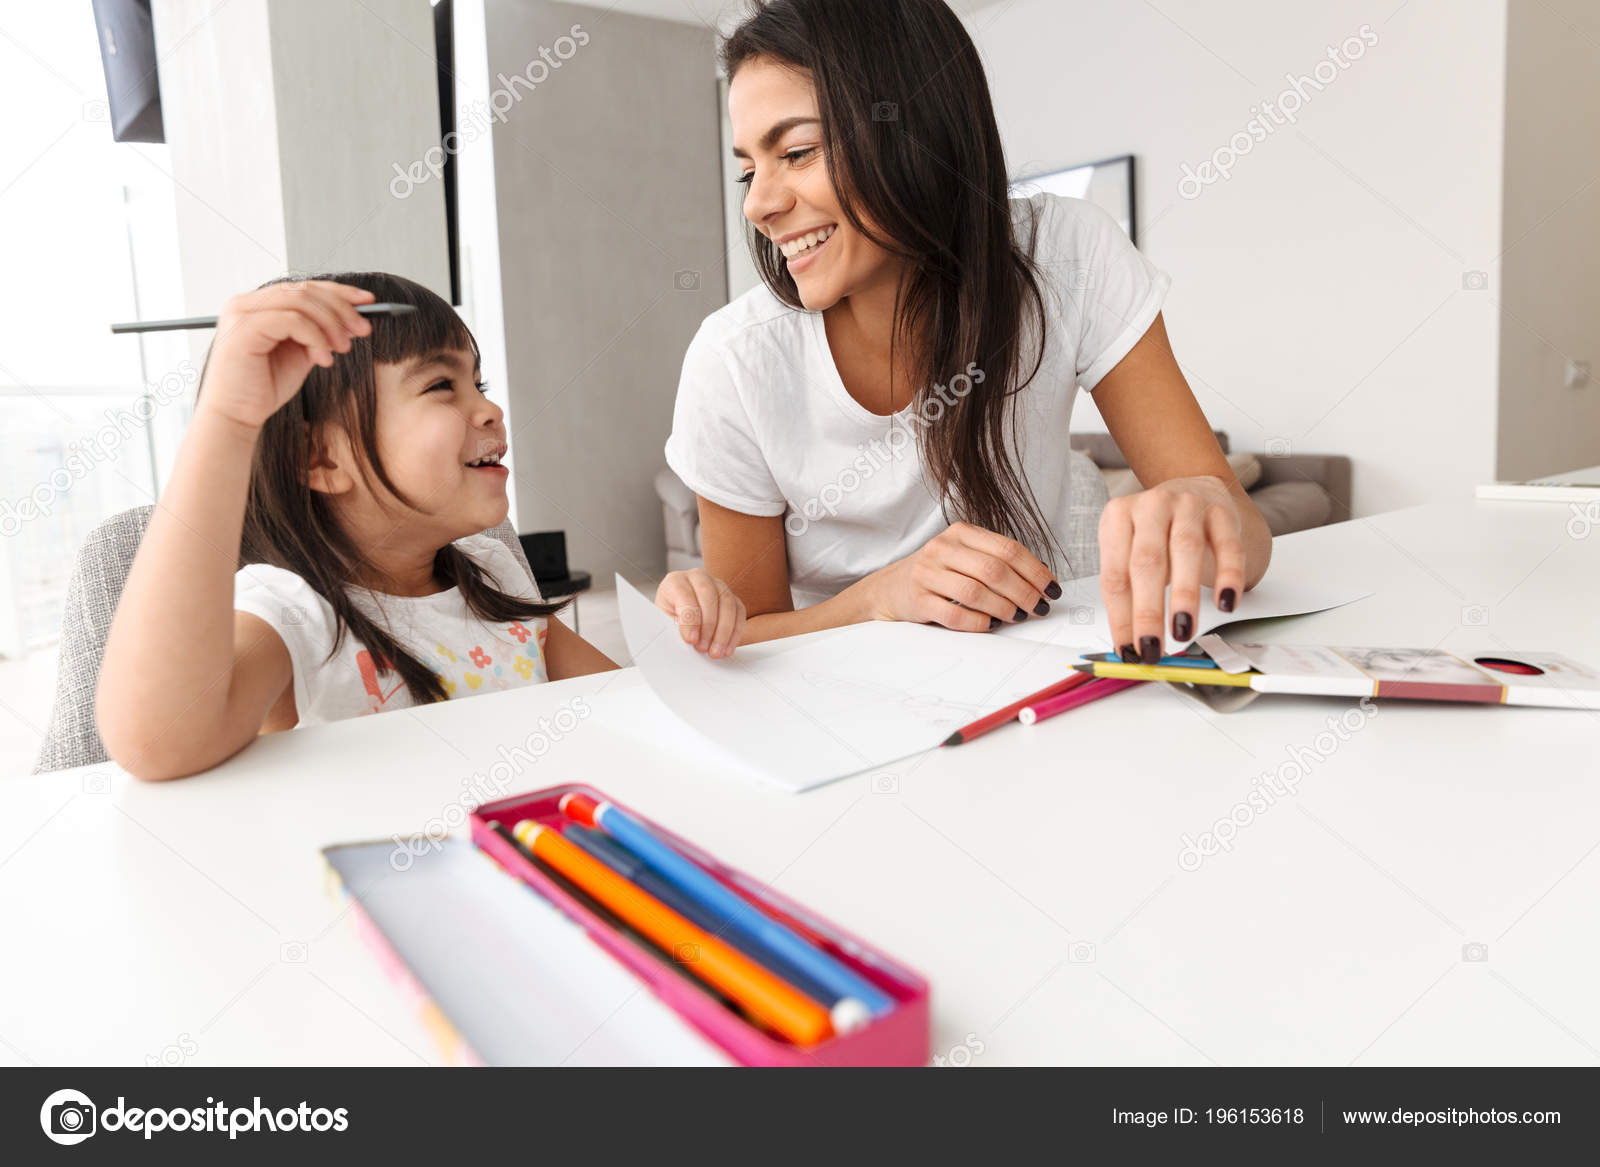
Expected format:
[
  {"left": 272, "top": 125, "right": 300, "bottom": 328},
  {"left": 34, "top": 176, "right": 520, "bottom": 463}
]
[
  {"left": 665, "top": 192, "right": 1169, "bottom": 608},
  {"left": 233, "top": 533, "right": 550, "bottom": 728}
]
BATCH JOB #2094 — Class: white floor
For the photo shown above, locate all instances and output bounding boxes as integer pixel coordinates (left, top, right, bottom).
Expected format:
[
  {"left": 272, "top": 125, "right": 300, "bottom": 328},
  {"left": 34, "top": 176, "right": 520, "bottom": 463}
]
[{"left": 0, "top": 587, "right": 627, "bottom": 778}]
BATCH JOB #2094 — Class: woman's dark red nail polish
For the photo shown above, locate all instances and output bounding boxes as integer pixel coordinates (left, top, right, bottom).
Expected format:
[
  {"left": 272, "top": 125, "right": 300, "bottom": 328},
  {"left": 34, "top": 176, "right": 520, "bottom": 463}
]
[
  {"left": 1045, "top": 580, "right": 1062, "bottom": 600},
  {"left": 1119, "top": 644, "right": 1139, "bottom": 663},
  {"left": 1218, "top": 588, "right": 1236, "bottom": 613},
  {"left": 1139, "top": 636, "right": 1161, "bottom": 665},
  {"left": 1013, "top": 607, "right": 1027, "bottom": 622},
  {"left": 1173, "top": 612, "right": 1192, "bottom": 641},
  {"left": 1033, "top": 599, "right": 1050, "bottom": 617}
]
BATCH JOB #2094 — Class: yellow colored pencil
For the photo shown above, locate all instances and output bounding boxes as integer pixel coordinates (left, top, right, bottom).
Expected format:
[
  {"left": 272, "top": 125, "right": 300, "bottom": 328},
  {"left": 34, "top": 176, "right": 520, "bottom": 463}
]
[{"left": 1072, "top": 661, "right": 1258, "bottom": 686}]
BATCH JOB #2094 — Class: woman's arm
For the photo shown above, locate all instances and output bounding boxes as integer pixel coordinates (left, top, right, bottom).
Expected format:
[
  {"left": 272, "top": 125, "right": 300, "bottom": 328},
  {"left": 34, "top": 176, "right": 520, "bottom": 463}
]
[
  {"left": 698, "top": 497, "right": 1057, "bottom": 644},
  {"left": 687, "top": 502, "right": 851, "bottom": 643},
  {"left": 1090, "top": 312, "right": 1273, "bottom": 660}
]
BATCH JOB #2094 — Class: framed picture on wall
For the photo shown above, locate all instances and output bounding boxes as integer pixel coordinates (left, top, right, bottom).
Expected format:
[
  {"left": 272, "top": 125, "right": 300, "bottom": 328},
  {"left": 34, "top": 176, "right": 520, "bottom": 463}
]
[{"left": 1010, "top": 154, "right": 1137, "bottom": 246}]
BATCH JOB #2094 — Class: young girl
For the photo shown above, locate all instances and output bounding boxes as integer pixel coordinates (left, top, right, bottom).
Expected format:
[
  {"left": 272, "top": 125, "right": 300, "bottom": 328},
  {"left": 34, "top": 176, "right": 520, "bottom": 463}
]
[{"left": 96, "top": 273, "right": 746, "bottom": 780}]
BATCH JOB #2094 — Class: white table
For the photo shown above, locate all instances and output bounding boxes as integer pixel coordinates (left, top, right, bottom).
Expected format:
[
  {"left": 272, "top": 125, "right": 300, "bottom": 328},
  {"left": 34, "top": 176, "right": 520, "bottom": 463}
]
[{"left": 3, "top": 499, "right": 1597, "bottom": 1067}]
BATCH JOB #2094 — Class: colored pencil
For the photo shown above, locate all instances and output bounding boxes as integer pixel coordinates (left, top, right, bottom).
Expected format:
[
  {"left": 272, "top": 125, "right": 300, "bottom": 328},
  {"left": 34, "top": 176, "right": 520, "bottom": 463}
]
[
  {"left": 1017, "top": 676, "right": 1142, "bottom": 725},
  {"left": 486, "top": 821, "right": 741, "bottom": 1014},
  {"left": 1073, "top": 661, "right": 1257, "bottom": 686},
  {"left": 1086, "top": 652, "right": 1219, "bottom": 669},
  {"left": 512, "top": 819, "right": 834, "bottom": 1047},
  {"left": 563, "top": 824, "right": 867, "bottom": 1030},
  {"left": 560, "top": 794, "right": 894, "bottom": 1018},
  {"left": 942, "top": 671, "right": 1093, "bottom": 746},
  {"left": 109, "top": 301, "right": 418, "bottom": 335}
]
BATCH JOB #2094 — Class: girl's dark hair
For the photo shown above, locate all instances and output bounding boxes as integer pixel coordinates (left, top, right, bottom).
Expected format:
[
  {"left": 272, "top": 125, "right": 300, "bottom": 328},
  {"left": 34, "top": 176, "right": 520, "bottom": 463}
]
[
  {"left": 200, "top": 271, "right": 563, "bottom": 708},
  {"left": 723, "top": 0, "right": 1062, "bottom": 569}
]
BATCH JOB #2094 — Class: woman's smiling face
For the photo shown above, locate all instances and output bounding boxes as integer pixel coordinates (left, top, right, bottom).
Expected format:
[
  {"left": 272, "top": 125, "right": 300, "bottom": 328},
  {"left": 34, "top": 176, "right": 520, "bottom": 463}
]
[{"left": 729, "top": 57, "right": 900, "bottom": 311}]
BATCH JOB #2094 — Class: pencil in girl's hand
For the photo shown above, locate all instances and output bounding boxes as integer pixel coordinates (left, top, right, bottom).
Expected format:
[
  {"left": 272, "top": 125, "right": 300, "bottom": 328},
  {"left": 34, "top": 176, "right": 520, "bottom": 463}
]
[{"left": 109, "top": 302, "right": 419, "bottom": 335}]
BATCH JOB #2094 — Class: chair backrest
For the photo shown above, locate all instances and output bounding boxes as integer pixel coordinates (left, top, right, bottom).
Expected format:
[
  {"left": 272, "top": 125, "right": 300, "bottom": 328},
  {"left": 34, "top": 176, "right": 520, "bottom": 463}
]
[{"left": 31, "top": 507, "right": 535, "bottom": 774}]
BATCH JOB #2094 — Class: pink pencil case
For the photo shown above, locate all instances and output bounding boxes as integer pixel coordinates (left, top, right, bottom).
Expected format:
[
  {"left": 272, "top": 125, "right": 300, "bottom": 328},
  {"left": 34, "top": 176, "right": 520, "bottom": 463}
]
[{"left": 471, "top": 784, "right": 931, "bottom": 1066}]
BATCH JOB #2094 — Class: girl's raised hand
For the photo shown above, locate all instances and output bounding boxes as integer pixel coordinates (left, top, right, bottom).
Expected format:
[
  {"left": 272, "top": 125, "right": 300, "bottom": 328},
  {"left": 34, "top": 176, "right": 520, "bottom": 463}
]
[
  {"left": 1097, "top": 475, "right": 1248, "bottom": 663},
  {"left": 199, "top": 281, "right": 378, "bottom": 429},
  {"left": 656, "top": 568, "right": 747, "bottom": 658}
]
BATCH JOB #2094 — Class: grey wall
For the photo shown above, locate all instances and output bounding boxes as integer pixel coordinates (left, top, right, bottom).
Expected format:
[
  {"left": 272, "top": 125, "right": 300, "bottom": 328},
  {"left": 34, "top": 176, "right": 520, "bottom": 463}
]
[
  {"left": 153, "top": 0, "right": 450, "bottom": 315},
  {"left": 1495, "top": 0, "right": 1600, "bottom": 481},
  {"left": 483, "top": 0, "right": 727, "bottom": 583}
]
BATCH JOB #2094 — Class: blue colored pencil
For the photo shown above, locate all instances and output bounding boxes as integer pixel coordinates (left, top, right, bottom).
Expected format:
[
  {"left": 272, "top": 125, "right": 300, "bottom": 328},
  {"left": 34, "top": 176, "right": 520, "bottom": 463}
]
[
  {"left": 561, "top": 795, "right": 895, "bottom": 1019},
  {"left": 563, "top": 825, "right": 851, "bottom": 1015}
]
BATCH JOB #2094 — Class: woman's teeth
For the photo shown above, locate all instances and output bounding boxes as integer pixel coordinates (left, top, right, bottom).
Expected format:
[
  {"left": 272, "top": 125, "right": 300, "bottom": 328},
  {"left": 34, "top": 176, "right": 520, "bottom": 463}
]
[{"left": 779, "top": 225, "right": 835, "bottom": 260}]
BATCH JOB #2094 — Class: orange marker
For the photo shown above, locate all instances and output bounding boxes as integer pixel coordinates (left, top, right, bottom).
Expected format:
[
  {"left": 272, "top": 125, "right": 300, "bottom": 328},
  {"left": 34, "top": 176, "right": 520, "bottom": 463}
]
[{"left": 511, "top": 819, "right": 833, "bottom": 1047}]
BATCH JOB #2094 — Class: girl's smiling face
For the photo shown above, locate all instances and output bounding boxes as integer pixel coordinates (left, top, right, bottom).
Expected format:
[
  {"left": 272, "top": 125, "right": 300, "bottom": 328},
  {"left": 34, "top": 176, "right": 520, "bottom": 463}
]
[
  {"left": 729, "top": 58, "right": 901, "bottom": 311},
  {"left": 310, "top": 345, "right": 510, "bottom": 552}
]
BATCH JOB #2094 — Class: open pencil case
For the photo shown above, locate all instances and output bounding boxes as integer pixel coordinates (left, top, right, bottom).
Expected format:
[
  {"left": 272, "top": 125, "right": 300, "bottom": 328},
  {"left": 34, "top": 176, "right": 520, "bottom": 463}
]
[{"left": 468, "top": 784, "right": 931, "bottom": 1066}]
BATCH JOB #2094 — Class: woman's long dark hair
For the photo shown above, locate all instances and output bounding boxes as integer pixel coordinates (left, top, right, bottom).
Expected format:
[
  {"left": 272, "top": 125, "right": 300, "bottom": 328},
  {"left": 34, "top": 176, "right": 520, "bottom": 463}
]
[
  {"left": 723, "top": 0, "right": 1061, "bottom": 568},
  {"left": 200, "top": 271, "right": 564, "bottom": 708}
]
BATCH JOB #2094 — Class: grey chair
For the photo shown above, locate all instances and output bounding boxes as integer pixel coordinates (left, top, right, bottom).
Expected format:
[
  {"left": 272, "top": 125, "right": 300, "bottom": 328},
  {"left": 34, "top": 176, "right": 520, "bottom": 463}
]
[{"left": 32, "top": 506, "right": 536, "bottom": 774}]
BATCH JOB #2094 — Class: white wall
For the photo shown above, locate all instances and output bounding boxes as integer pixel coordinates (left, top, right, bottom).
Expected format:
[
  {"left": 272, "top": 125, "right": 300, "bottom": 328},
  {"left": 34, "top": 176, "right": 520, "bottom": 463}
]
[
  {"left": 1495, "top": 0, "right": 1600, "bottom": 481},
  {"left": 967, "top": 0, "right": 1509, "bottom": 517}
]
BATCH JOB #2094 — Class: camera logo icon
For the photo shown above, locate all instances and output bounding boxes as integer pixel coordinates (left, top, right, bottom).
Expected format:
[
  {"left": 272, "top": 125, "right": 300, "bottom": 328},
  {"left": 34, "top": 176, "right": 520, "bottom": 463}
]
[
  {"left": 1460, "top": 604, "right": 1489, "bottom": 627},
  {"left": 673, "top": 942, "right": 700, "bottom": 964},
  {"left": 1462, "top": 941, "right": 1489, "bottom": 962},
  {"left": 1067, "top": 941, "right": 1096, "bottom": 963},
  {"left": 673, "top": 269, "right": 700, "bottom": 291},
  {"left": 870, "top": 773, "right": 900, "bottom": 794},
  {"left": 40, "top": 1089, "right": 96, "bottom": 1145},
  {"left": 1264, "top": 437, "right": 1292, "bottom": 458},
  {"left": 872, "top": 101, "right": 898, "bottom": 122},
  {"left": 280, "top": 941, "right": 307, "bottom": 963},
  {"left": 1067, "top": 605, "right": 1094, "bottom": 625},
  {"left": 1462, "top": 270, "right": 1489, "bottom": 291}
]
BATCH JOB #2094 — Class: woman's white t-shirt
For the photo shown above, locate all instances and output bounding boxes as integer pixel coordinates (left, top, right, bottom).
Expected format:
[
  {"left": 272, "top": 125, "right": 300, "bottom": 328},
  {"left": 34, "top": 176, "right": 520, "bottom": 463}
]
[
  {"left": 233, "top": 533, "right": 551, "bottom": 727},
  {"left": 664, "top": 192, "right": 1170, "bottom": 608}
]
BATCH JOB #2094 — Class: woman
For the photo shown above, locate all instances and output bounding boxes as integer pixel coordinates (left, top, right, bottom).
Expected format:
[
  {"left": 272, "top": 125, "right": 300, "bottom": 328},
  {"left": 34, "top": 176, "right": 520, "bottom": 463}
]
[{"left": 665, "top": 0, "right": 1270, "bottom": 665}]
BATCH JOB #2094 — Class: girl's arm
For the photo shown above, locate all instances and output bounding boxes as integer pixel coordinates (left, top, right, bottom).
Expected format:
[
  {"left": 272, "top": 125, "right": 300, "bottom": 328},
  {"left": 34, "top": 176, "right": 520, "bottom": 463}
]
[{"left": 95, "top": 282, "right": 376, "bottom": 779}]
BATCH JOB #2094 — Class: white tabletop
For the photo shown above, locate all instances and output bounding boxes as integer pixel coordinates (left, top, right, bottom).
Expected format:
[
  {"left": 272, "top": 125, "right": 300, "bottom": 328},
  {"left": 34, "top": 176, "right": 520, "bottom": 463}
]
[{"left": 3, "top": 498, "right": 1597, "bottom": 1067}]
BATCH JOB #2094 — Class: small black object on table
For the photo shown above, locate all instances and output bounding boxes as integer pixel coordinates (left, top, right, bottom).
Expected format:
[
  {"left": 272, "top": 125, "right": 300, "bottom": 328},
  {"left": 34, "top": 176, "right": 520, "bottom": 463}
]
[{"left": 517, "top": 531, "right": 592, "bottom": 631}]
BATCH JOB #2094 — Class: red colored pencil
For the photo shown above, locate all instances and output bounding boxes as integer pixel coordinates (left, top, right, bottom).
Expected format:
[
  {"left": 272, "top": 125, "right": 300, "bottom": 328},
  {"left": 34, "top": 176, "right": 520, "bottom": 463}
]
[
  {"left": 1017, "top": 676, "right": 1141, "bottom": 725},
  {"left": 942, "top": 670, "right": 1093, "bottom": 746}
]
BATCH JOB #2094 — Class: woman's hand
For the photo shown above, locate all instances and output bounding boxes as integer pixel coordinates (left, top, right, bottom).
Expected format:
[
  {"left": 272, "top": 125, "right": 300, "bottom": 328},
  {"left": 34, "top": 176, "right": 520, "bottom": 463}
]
[
  {"left": 199, "top": 280, "right": 377, "bottom": 430},
  {"left": 867, "top": 521, "right": 1060, "bottom": 632},
  {"left": 1097, "top": 475, "right": 1247, "bottom": 663},
  {"left": 656, "top": 568, "right": 747, "bottom": 658}
]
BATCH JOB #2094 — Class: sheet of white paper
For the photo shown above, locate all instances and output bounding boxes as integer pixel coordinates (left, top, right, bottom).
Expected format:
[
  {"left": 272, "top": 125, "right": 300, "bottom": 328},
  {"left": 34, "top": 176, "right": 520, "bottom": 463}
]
[
  {"left": 616, "top": 576, "right": 1091, "bottom": 791},
  {"left": 992, "top": 573, "right": 1373, "bottom": 657}
]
